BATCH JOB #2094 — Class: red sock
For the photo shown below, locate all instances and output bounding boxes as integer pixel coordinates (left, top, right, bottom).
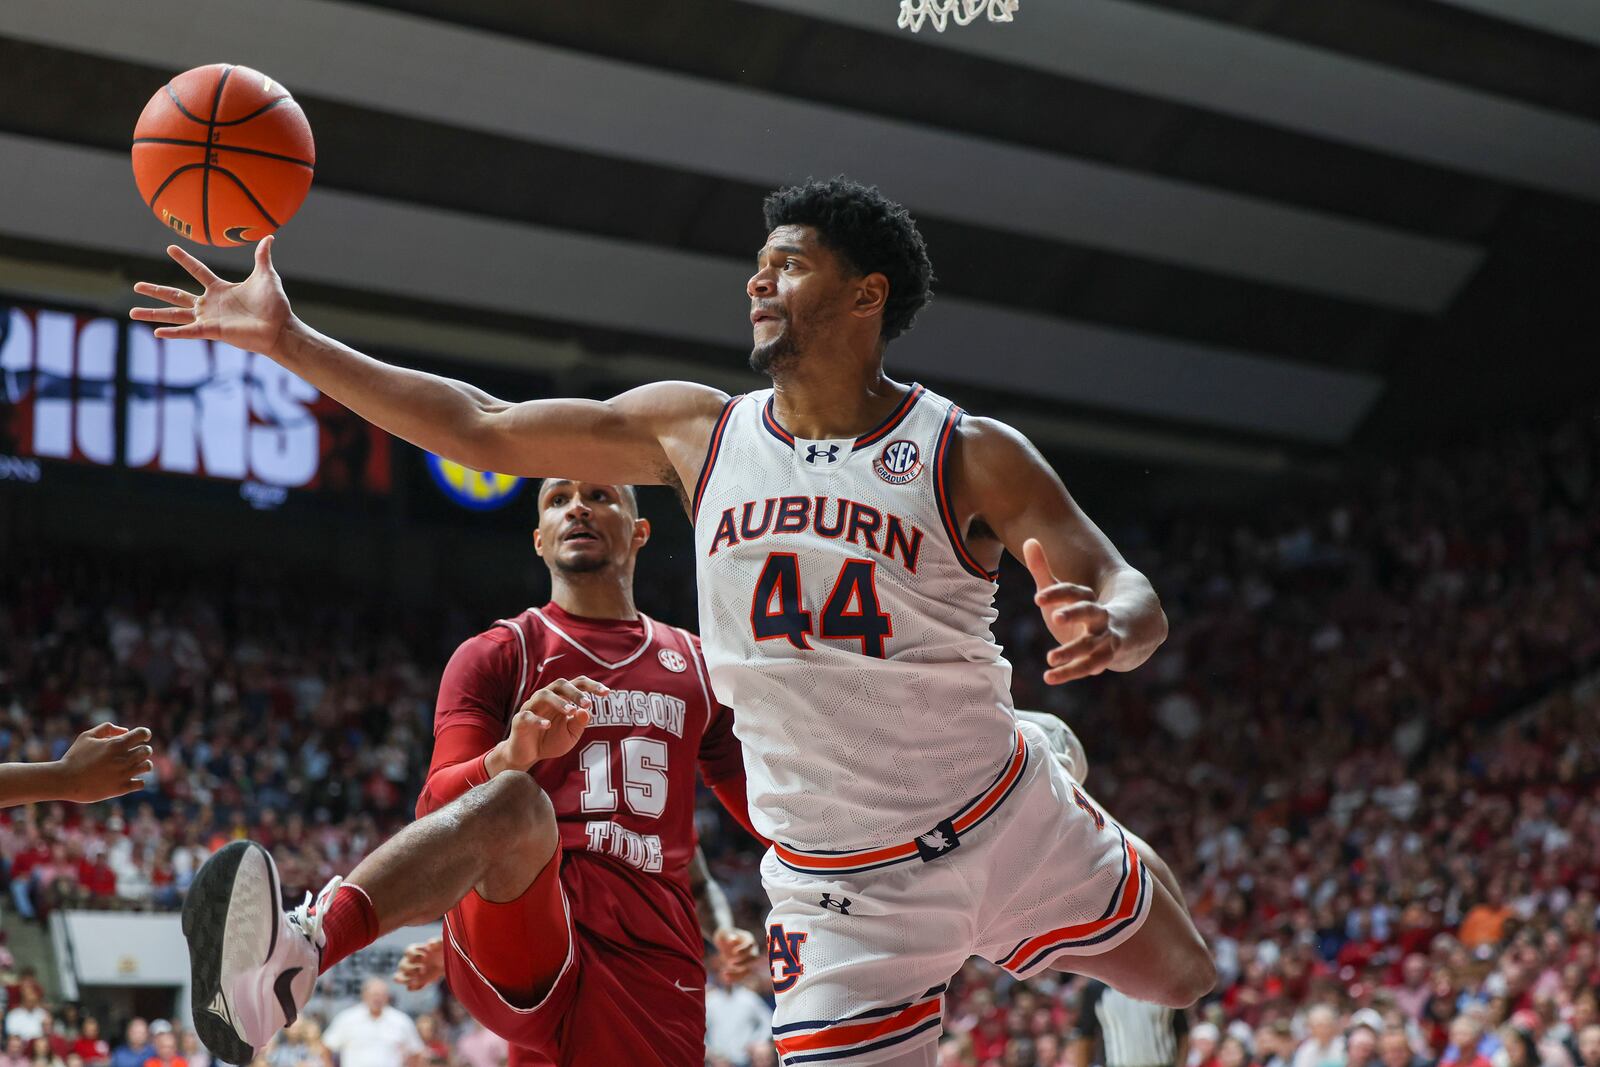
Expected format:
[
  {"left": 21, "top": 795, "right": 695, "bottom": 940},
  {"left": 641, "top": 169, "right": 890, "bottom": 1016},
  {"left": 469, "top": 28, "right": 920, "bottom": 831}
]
[{"left": 317, "top": 883, "right": 380, "bottom": 974}]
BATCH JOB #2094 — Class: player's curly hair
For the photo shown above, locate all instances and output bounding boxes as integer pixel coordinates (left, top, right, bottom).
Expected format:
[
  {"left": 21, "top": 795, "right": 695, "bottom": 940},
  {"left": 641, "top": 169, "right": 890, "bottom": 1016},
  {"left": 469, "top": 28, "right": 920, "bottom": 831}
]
[{"left": 763, "top": 178, "right": 935, "bottom": 344}]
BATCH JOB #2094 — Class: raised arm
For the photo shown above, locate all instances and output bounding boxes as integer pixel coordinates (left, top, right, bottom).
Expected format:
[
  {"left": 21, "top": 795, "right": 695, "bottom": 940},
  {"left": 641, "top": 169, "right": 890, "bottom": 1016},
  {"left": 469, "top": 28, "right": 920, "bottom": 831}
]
[
  {"left": 131, "top": 238, "right": 728, "bottom": 488},
  {"left": 950, "top": 416, "right": 1168, "bottom": 684}
]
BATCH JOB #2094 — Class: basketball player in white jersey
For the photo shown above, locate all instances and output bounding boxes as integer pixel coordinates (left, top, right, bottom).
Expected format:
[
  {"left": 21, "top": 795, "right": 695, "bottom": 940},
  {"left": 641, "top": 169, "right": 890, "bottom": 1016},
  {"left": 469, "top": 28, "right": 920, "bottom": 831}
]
[{"left": 133, "top": 177, "right": 1214, "bottom": 1066}]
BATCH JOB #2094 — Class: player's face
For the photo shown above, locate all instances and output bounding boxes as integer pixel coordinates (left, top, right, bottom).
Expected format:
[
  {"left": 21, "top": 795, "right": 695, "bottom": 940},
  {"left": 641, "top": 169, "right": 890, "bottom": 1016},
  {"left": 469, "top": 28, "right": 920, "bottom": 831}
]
[
  {"left": 747, "top": 225, "right": 850, "bottom": 375},
  {"left": 534, "top": 480, "right": 642, "bottom": 574}
]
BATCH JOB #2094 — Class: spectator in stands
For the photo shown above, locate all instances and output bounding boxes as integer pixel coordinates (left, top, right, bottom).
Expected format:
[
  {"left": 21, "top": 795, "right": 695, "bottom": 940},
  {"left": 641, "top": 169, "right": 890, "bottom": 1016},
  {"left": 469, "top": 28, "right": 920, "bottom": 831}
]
[
  {"left": 1575, "top": 1027, "right": 1600, "bottom": 1067},
  {"left": 411, "top": 1015, "right": 448, "bottom": 1067},
  {"left": 1377, "top": 1030, "right": 1425, "bottom": 1067},
  {"left": 258, "top": 1017, "right": 329, "bottom": 1067},
  {"left": 450, "top": 1021, "right": 505, "bottom": 1067},
  {"left": 109, "top": 1021, "right": 151, "bottom": 1067},
  {"left": 72, "top": 1019, "right": 110, "bottom": 1067},
  {"left": 1459, "top": 883, "right": 1514, "bottom": 951},
  {"left": 705, "top": 967, "right": 773, "bottom": 1067},
  {"left": 1293, "top": 1008, "right": 1347, "bottom": 1067},
  {"left": 1218, "top": 1036, "right": 1257, "bottom": 1067},
  {"left": 2, "top": 1037, "right": 29, "bottom": 1067},
  {"left": 321, "top": 980, "right": 421, "bottom": 1067},
  {"left": 141, "top": 1024, "right": 182, "bottom": 1067},
  {"left": 1442, "top": 1017, "right": 1493, "bottom": 1067},
  {"left": 5, "top": 987, "right": 48, "bottom": 1042},
  {"left": 1345, "top": 1026, "right": 1378, "bottom": 1067},
  {"left": 176, "top": 1032, "right": 206, "bottom": 1067},
  {"left": 27, "top": 1037, "right": 63, "bottom": 1067}
]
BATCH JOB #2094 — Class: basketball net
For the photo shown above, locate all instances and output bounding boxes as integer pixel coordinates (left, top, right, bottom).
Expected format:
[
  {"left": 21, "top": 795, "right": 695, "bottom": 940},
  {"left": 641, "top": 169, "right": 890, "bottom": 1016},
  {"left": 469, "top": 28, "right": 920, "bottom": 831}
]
[{"left": 897, "top": 0, "right": 1018, "bottom": 33}]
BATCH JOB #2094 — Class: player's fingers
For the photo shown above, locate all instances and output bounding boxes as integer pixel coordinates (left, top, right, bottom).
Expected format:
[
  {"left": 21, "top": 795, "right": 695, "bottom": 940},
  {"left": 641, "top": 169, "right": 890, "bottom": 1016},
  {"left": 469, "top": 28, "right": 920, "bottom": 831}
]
[
  {"left": 1052, "top": 603, "right": 1109, "bottom": 631},
  {"left": 120, "top": 744, "right": 155, "bottom": 764},
  {"left": 547, "top": 679, "right": 596, "bottom": 710},
  {"left": 168, "top": 244, "right": 223, "bottom": 288},
  {"left": 1021, "top": 538, "right": 1056, "bottom": 592},
  {"left": 152, "top": 323, "right": 208, "bottom": 340},
  {"left": 131, "top": 306, "right": 197, "bottom": 325},
  {"left": 1043, "top": 646, "right": 1115, "bottom": 685},
  {"left": 569, "top": 675, "right": 612, "bottom": 697},
  {"left": 113, "top": 726, "right": 152, "bottom": 747},
  {"left": 1034, "top": 582, "right": 1097, "bottom": 607},
  {"left": 133, "top": 282, "right": 197, "bottom": 308},
  {"left": 255, "top": 235, "right": 275, "bottom": 274},
  {"left": 83, "top": 722, "right": 123, "bottom": 739},
  {"left": 129, "top": 760, "right": 155, "bottom": 777},
  {"left": 1046, "top": 632, "right": 1111, "bottom": 666}
]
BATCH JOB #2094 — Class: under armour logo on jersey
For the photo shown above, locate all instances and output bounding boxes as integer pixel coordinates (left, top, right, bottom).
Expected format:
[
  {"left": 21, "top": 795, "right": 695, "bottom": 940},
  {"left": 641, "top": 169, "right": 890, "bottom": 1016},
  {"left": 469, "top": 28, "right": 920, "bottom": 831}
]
[
  {"left": 914, "top": 818, "right": 962, "bottom": 862},
  {"left": 805, "top": 444, "right": 840, "bottom": 465},
  {"left": 768, "top": 924, "right": 808, "bottom": 993},
  {"left": 819, "top": 894, "right": 852, "bottom": 915}
]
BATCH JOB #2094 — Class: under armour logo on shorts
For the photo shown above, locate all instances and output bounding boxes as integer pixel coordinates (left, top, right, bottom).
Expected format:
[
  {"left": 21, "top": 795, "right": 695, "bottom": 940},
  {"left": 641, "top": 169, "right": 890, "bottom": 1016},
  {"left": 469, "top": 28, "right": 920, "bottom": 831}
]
[
  {"left": 914, "top": 818, "right": 962, "bottom": 862},
  {"left": 819, "top": 894, "right": 852, "bottom": 915},
  {"left": 805, "top": 444, "right": 840, "bottom": 464}
]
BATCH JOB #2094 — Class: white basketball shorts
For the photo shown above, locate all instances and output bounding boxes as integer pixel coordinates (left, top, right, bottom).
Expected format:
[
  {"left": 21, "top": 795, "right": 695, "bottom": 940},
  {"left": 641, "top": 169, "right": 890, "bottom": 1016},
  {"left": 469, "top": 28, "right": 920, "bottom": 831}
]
[{"left": 761, "top": 721, "right": 1153, "bottom": 1065}]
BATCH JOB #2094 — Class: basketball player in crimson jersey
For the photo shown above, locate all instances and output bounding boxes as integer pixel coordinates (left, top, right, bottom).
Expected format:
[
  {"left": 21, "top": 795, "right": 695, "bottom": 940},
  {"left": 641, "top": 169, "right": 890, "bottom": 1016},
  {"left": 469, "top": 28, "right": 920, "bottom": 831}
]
[
  {"left": 139, "top": 177, "right": 1214, "bottom": 1066},
  {"left": 178, "top": 476, "right": 762, "bottom": 1067}
]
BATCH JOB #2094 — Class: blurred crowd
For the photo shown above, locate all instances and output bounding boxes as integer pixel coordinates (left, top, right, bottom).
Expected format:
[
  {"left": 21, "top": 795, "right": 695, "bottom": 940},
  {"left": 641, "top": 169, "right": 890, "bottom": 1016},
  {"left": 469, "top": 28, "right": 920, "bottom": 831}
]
[{"left": 0, "top": 409, "right": 1596, "bottom": 1067}]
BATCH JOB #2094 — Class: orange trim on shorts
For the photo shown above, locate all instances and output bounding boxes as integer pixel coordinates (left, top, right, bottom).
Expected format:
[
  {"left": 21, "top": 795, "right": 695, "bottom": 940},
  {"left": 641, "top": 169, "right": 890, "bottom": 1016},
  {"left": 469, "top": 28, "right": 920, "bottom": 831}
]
[
  {"left": 997, "top": 835, "right": 1146, "bottom": 971},
  {"left": 774, "top": 997, "right": 941, "bottom": 1056}
]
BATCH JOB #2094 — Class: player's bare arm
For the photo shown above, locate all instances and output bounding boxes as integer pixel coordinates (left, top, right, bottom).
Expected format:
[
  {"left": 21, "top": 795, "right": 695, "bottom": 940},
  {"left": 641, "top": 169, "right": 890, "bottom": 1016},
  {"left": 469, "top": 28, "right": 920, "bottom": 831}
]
[
  {"left": 0, "top": 724, "right": 155, "bottom": 807},
  {"left": 130, "top": 239, "right": 728, "bottom": 495},
  {"left": 689, "top": 846, "right": 760, "bottom": 983},
  {"left": 948, "top": 416, "right": 1168, "bottom": 684}
]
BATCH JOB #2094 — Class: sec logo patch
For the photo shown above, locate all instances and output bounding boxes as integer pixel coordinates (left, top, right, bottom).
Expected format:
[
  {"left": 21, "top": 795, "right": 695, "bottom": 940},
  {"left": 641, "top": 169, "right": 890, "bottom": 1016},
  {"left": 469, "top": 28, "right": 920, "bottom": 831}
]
[
  {"left": 658, "top": 648, "right": 687, "bottom": 673},
  {"left": 874, "top": 439, "right": 923, "bottom": 485}
]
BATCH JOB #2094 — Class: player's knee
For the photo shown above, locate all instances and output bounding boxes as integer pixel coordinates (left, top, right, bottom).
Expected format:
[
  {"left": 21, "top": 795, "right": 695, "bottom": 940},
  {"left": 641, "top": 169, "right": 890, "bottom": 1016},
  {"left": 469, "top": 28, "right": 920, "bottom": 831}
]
[
  {"left": 1158, "top": 946, "right": 1217, "bottom": 1008},
  {"left": 479, "top": 771, "right": 556, "bottom": 853}
]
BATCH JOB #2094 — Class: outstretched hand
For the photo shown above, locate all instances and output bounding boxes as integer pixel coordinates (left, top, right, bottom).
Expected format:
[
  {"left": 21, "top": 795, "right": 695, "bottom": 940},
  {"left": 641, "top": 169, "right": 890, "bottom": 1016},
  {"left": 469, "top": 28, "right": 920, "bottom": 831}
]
[
  {"left": 1023, "top": 538, "right": 1122, "bottom": 685},
  {"left": 57, "top": 723, "right": 154, "bottom": 803},
  {"left": 130, "top": 236, "right": 294, "bottom": 356}
]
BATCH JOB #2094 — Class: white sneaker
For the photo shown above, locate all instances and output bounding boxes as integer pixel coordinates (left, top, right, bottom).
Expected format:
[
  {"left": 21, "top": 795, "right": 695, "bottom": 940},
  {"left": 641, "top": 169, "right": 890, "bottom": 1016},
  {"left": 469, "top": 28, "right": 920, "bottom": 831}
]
[
  {"left": 1015, "top": 709, "right": 1090, "bottom": 785},
  {"left": 183, "top": 841, "right": 338, "bottom": 1064}
]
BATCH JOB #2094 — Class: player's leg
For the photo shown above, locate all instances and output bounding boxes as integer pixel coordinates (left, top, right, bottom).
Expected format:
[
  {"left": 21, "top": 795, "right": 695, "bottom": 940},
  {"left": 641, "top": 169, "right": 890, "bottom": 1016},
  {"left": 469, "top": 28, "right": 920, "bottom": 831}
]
[
  {"left": 184, "top": 771, "right": 555, "bottom": 1064},
  {"left": 1049, "top": 859, "right": 1214, "bottom": 1008},
  {"left": 980, "top": 725, "right": 1215, "bottom": 1010}
]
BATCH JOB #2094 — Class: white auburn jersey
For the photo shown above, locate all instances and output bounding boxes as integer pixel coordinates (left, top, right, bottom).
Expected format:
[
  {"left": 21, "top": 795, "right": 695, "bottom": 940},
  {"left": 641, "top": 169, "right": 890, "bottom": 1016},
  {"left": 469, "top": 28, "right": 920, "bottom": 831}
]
[{"left": 692, "top": 383, "right": 1018, "bottom": 851}]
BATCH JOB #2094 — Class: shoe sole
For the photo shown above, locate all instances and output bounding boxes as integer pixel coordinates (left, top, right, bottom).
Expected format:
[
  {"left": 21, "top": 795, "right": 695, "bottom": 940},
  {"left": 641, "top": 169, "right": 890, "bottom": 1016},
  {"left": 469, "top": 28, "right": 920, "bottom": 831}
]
[{"left": 183, "top": 840, "right": 281, "bottom": 1065}]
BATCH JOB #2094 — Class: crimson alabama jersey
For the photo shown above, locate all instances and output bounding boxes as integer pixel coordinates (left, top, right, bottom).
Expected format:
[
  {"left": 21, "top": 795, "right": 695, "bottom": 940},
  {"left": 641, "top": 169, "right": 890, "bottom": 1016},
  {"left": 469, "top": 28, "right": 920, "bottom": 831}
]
[{"left": 428, "top": 602, "right": 745, "bottom": 896}]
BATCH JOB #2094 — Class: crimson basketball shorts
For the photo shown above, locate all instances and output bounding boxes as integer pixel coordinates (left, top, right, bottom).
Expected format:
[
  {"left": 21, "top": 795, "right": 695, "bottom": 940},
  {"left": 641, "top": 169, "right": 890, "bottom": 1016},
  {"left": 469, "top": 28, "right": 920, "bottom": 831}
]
[
  {"left": 760, "top": 721, "right": 1153, "bottom": 1065},
  {"left": 441, "top": 848, "right": 707, "bottom": 1067}
]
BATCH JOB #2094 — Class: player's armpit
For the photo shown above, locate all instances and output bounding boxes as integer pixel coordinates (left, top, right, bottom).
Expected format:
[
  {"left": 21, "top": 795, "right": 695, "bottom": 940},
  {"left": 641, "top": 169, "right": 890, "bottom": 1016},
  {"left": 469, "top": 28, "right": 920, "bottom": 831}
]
[{"left": 473, "top": 380, "right": 730, "bottom": 488}]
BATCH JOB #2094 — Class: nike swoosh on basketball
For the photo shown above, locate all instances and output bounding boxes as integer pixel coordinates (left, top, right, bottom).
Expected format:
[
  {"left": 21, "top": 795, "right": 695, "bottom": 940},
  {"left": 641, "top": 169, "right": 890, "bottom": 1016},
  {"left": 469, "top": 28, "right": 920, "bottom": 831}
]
[{"left": 223, "top": 226, "right": 254, "bottom": 243}]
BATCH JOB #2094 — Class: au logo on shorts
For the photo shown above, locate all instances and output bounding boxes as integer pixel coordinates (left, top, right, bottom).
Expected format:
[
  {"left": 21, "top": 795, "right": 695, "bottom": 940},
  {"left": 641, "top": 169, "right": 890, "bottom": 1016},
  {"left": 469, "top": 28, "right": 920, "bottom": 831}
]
[
  {"left": 874, "top": 439, "right": 923, "bottom": 485},
  {"left": 768, "top": 924, "right": 808, "bottom": 993}
]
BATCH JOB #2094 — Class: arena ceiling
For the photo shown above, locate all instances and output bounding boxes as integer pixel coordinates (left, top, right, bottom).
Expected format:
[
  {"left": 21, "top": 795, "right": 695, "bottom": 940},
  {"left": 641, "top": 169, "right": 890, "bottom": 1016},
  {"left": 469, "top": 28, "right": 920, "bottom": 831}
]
[{"left": 1, "top": 0, "right": 1598, "bottom": 497}]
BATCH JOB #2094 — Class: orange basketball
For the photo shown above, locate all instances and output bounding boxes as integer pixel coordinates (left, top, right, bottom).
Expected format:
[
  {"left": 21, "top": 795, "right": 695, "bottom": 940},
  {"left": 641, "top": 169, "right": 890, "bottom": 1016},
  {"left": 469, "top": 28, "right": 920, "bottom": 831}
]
[{"left": 132, "top": 64, "right": 315, "bottom": 247}]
